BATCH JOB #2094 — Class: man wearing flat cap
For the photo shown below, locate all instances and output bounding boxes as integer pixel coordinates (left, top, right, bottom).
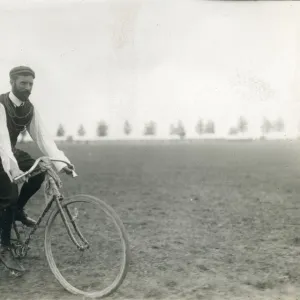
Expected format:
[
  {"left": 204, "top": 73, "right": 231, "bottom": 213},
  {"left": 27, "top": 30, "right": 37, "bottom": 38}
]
[{"left": 0, "top": 66, "right": 74, "bottom": 271}]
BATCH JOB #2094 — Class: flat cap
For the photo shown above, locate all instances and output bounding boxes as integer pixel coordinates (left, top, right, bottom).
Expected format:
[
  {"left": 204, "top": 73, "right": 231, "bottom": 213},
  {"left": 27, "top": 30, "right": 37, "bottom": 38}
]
[{"left": 9, "top": 66, "right": 35, "bottom": 79}]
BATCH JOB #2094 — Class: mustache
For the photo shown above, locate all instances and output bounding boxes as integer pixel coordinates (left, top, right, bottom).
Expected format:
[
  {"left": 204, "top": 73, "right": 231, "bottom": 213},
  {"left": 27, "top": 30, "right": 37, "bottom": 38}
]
[{"left": 19, "top": 90, "right": 31, "bottom": 97}]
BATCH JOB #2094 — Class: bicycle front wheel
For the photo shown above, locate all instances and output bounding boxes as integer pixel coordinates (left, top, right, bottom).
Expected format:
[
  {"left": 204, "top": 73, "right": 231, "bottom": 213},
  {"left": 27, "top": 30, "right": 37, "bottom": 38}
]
[{"left": 44, "top": 194, "right": 130, "bottom": 298}]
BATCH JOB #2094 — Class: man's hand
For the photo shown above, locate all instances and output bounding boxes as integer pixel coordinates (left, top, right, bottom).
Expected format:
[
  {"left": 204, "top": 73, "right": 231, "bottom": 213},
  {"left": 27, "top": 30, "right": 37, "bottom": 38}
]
[
  {"left": 10, "top": 168, "right": 27, "bottom": 184},
  {"left": 61, "top": 164, "right": 76, "bottom": 176}
]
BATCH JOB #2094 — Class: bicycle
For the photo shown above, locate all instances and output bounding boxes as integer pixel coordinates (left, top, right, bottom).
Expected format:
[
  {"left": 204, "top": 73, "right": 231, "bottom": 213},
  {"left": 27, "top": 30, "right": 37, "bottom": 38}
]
[{"left": 3, "top": 156, "right": 130, "bottom": 299}]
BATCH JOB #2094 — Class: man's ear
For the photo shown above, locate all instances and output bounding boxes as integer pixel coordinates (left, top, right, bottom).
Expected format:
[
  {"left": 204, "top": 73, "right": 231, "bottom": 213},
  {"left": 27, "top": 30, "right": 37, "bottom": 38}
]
[{"left": 10, "top": 79, "right": 14, "bottom": 86}]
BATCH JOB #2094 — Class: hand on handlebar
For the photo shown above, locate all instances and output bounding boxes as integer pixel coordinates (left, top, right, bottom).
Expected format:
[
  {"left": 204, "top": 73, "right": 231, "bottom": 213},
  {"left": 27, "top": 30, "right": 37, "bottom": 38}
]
[
  {"left": 12, "top": 157, "right": 78, "bottom": 184},
  {"left": 61, "top": 164, "right": 75, "bottom": 176},
  {"left": 11, "top": 168, "right": 27, "bottom": 184}
]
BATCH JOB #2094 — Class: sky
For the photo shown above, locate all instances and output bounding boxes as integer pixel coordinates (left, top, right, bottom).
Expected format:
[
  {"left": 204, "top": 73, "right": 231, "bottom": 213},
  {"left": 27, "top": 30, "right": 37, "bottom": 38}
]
[{"left": 0, "top": 0, "right": 299, "bottom": 139}]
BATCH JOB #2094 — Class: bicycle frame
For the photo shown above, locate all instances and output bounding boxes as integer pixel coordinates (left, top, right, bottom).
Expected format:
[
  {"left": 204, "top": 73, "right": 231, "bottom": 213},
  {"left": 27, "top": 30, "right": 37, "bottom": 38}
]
[{"left": 13, "top": 159, "right": 89, "bottom": 254}]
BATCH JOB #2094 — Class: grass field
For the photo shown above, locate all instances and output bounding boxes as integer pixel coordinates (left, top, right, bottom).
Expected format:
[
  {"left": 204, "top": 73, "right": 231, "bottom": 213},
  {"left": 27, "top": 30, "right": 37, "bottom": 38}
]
[{"left": 1, "top": 140, "right": 300, "bottom": 300}]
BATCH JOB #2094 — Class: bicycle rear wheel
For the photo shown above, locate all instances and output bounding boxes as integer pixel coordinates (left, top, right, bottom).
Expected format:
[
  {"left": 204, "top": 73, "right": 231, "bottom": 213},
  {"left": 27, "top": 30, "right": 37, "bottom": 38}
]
[{"left": 44, "top": 194, "right": 130, "bottom": 298}]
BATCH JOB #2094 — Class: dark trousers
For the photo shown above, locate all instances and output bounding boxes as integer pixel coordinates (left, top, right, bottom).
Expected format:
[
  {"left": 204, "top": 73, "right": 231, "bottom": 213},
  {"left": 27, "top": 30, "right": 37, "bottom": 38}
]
[{"left": 0, "top": 149, "right": 45, "bottom": 246}]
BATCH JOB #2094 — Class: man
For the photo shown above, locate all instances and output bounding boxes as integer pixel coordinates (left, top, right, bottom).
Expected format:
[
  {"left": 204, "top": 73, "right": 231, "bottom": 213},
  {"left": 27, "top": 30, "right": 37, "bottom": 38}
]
[{"left": 0, "top": 66, "right": 74, "bottom": 272}]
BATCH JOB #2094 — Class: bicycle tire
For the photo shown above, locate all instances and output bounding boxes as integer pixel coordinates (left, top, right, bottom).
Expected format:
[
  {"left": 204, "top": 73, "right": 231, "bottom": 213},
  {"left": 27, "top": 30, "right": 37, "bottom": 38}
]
[{"left": 44, "top": 194, "right": 130, "bottom": 298}]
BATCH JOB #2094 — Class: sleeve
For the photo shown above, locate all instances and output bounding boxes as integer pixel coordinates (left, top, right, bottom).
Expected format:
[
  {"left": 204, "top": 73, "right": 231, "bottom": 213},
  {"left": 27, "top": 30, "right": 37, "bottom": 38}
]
[
  {"left": 27, "top": 108, "right": 71, "bottom": 172},
  {"left": 0, "top": 103, "right": 19, "bottom": 181}
]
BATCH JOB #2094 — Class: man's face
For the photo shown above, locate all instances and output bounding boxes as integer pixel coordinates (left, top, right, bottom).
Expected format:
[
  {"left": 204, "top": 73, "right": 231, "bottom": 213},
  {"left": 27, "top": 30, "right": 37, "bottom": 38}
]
[{"left": 11, "top": 75, "right": 34, "bottom": 102}]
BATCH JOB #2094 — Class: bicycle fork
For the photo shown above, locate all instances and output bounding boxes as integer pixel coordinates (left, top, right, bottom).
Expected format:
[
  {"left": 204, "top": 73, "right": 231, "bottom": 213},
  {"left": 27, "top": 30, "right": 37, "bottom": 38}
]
[{"left": 55, "top": 196, "right": 90, "bottom": 251}]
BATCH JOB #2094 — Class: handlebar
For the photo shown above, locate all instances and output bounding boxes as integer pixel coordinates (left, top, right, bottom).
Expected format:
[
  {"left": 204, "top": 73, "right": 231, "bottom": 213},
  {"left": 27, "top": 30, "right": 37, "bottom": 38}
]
[{"left": 13, "top": 157, "right": 78, "bottom": 183}]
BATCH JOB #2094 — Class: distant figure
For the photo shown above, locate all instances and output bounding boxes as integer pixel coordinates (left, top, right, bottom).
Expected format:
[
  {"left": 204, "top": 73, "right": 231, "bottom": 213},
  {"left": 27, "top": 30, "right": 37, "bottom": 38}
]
[{"left": 0, "top": 66, "right": 75, "bottom": 271}]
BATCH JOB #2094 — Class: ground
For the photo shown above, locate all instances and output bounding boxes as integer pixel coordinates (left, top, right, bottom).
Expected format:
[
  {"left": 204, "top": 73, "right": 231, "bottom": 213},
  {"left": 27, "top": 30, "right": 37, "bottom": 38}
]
[{"left": 1, "top": 140, "right": 300, "bottom": 300}]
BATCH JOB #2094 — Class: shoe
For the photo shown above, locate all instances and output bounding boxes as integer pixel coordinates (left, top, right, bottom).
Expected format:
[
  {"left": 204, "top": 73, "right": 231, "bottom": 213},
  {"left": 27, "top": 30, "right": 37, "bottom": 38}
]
[
  {"left": 15, "top": 210, "right": 36, "bottom": 228},
  {"left": 0, "top": 245, "right": 25, "bottom": 272}
]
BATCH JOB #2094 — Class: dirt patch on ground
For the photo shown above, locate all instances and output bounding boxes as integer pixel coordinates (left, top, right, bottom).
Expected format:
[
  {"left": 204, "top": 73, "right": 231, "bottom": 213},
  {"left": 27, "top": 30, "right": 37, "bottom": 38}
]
[{"left": 1, "top": 141, "right": 300, "bottom": 300}]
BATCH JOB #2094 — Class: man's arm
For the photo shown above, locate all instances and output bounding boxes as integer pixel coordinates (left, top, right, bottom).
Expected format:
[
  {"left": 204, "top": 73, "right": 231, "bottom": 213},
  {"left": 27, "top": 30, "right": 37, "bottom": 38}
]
[
  {"left": 0, "top": 103, "right": 20, "bottom": 181},
  {"left": 28, "top": 108, "right": 71, "bottom": 172}
]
